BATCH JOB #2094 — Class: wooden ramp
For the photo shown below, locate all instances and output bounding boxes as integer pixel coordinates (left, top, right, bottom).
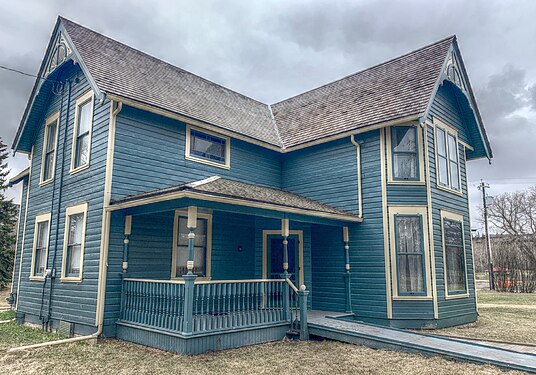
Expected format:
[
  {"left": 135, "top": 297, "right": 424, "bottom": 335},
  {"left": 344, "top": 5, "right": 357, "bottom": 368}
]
[{"left": 307, "top": 311, "right": 536, "bottom": 373}]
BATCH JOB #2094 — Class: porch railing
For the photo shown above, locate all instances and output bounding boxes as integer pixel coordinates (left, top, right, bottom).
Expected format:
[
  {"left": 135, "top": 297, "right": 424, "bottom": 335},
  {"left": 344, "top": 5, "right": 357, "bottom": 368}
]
[{"left": 120, "top": 278, "right": 307, "bottom": 337}]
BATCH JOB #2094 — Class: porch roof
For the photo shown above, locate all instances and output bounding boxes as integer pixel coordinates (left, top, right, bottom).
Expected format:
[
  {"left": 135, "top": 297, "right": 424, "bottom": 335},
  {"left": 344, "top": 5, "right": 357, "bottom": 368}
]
[{"left": 110, "top": 176, "right": 362, "bottom": 223}]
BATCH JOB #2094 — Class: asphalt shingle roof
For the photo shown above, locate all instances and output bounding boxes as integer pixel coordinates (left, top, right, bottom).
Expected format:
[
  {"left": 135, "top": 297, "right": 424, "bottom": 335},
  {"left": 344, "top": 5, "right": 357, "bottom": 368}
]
[
  {"left": 111, "top": 177, "right": 359, "bottom": 220},
  {"left": 60, "top": 18, "right": 455, "bottom": 150}
]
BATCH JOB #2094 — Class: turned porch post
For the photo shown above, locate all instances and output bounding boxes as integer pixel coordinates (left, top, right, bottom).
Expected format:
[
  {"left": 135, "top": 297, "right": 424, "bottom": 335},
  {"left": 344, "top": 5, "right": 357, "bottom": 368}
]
[
  {"left": 281, "top": 218, "right": 291, "bottom": 321},
  {"left": 343, "top": 226, "right": 352, "bottom": 313},
  {"left": 122, "top": 215, "right": 132, "bottom": 277},
  {"left": 182, "top": 206, "right": 198, "bottom": 335}
]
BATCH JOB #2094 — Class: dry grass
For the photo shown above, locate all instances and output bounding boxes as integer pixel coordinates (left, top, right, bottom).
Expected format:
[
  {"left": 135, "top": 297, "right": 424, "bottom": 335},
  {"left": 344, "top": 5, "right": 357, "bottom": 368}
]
[
  {"left": 433, "top": 291, "right": 536, "bottom": 344},
  {"left": 0, "top": 285, "right": 11, "bottom": 308},
  {"left": 0, "top": 337, "right": 527, "bottom": 375}
]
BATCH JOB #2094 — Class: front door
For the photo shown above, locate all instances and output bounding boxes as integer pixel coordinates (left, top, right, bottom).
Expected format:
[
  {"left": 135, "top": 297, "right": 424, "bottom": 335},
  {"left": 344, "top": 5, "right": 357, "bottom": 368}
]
[{"left": 267, "top": 234, "right": 300, "bottom": 283}]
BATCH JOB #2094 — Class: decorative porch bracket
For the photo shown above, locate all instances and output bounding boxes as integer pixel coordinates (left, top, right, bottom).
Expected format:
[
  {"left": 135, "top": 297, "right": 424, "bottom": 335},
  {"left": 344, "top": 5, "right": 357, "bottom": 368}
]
[
  {"left": 343, "top": 226, "right": 352, "bottom": 313},
  {"left": 182, "top": 206, "right": 198, "bottom": 335}
]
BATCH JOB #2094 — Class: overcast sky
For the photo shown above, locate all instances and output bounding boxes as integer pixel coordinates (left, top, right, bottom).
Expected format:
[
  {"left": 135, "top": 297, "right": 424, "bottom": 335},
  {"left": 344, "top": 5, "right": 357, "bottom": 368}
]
[{"left": 1, "top": 0, "right": 535, "bottom": 232}]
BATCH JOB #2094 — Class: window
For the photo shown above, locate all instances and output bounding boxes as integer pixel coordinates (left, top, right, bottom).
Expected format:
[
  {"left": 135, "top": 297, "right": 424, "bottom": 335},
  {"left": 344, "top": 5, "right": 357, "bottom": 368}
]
[
  {"left": 435, "top": 121, "right": 460, "bottom": 192},
  {"left": 172, "top": 210, "right": 212, "bottom": 278},
  {"left": 394, "top": 215, "right": 425, "bottom": 295},
  {"left": 71, "top": 91, "right": 94, "bottom": 172},
  {"left": 391, "top": 126, "right": 418, "bottom": 180},
  {"left": 31, "top": 213, "right": 51, "bottom": 279},
  {"left": 185, "top": 125, "right": 230, "bottom": 169},
  {"left": 441, "top": 211, "right": 468, "bottom": 297},
  {"left": 389, "top": 206, "right": 431, "bottom": 299},
  {"left": 40, "top": 113, "right": 59, "bottom": 184},
  {"left": 61, "top": 203, "right": 88, "bottom": 281}
]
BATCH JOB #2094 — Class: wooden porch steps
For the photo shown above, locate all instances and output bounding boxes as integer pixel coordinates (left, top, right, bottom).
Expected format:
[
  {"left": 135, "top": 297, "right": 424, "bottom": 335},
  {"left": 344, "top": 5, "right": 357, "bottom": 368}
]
[{"left": 307, "top": 311, "right": 536, "bottom": 373}]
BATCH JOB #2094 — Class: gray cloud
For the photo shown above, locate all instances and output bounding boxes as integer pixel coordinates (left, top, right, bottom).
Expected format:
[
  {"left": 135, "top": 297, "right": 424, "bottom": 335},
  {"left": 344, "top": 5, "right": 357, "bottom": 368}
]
[{"left": 1, "top": 0, "right": 535, "bottom": 230}]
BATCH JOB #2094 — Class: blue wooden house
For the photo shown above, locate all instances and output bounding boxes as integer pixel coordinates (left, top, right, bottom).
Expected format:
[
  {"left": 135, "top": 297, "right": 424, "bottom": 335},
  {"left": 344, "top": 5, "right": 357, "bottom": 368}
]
[{"left": 8, "top": 17, "right": 492, "bottom": 354}]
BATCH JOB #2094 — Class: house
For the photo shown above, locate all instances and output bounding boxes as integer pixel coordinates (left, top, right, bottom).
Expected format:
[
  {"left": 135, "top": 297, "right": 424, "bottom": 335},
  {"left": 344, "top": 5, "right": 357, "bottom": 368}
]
[{"left": 8, "top": 16, "right": 492, "bottom": 354}]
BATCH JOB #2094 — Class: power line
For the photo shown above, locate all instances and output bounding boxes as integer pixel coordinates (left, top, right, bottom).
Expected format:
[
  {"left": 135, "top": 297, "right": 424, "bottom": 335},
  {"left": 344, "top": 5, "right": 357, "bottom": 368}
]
[{"left": 0, "top": 64, "right": 64, "bottom": 84}]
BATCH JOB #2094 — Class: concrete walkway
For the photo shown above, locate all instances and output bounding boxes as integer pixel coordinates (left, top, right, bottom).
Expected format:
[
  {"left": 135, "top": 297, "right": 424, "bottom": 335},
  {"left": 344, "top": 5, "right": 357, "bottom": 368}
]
[{"left": 307, "top": 311, "right": 536, "bottom": 373}]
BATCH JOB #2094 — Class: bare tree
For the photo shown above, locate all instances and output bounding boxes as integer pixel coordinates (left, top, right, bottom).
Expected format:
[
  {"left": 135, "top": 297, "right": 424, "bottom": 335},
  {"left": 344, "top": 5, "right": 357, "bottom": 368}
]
[{"left": 486, "top": 186, "right": 536, "bottom": 292}]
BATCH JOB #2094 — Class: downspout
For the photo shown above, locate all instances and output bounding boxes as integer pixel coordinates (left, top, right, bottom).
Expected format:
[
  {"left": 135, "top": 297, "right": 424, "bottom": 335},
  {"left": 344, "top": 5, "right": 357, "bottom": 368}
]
[
  {"left": 350, "top": 135, "right": 363, "bottom": 218},
  {"left": 9, "top": 100, "right": 123, "bottom": 352}
]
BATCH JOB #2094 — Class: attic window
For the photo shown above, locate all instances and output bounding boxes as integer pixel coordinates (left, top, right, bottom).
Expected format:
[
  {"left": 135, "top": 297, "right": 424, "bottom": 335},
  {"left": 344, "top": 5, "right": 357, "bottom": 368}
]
[{"left": 185, "top": 125, "right": 230, "bottom": 169}]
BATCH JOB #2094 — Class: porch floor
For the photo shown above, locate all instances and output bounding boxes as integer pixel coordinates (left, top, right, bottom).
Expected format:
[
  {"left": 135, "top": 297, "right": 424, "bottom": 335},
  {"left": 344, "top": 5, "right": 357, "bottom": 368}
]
[{"left": 307, "top": 311, "right": 536, "bottom": 373}]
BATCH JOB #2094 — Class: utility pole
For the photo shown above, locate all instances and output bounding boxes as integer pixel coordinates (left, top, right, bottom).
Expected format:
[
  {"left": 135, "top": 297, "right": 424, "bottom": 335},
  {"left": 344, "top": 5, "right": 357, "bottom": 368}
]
[{"left": 478, "top": 180, "right": 494, "bottom": 290}]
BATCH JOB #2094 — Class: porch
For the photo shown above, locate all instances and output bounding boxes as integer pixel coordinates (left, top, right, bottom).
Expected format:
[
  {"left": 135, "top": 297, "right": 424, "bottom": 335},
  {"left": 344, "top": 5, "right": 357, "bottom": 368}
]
[{"left": 108, "top": 177, "right": 361, "bottom": 353}]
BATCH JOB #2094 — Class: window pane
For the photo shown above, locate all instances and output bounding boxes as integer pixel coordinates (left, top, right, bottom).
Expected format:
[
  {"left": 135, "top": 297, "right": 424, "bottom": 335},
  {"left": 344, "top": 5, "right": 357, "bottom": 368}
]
[
  {"left": 68, "top": 213, "right": 84, "bottom": 246},
  {"left": 34, "top": 249, "right": 45, "bottom": 276},
  {"left": 396, "top": 216, "right": 422, "bottom": 253},
  {"left": 392, "top": 127, "right": 416, "bottom": 153},
  {"left": 398, "top": 254, "right": 424, "bottom": 293},
  {"left": 176, "top": 216, "right": 208, "bottom": 276},
  {"left": 448, "top": 134, "right": 458, "bottom": 162},
  {"left": 446, "top": 246, "right": 465, "bottom": 291},
  {"left": 44, "top": 152, "right": 54, "bottom": 180},
  {"left": 438, "top": 156, "right": 449, "bottom": 186},
  {"left": 190, "top": 130, "right": 226, "bottom": 163},
  {"left": 436, "top": 128, "right": 446, "bottom": 157},
  {"left": 37, "top": 221, "right": 49, "bottom": 249},
  {"left": 46, "top": 123, "right": 57, "bottom": 152},
  {"left": 444, "top": 219, "right": 463, "bottom": 247},
  {"left": 75, "top": 133, "right": 90, "bottom": 167},
  {"left": 393, "top": 154, "right": 417, "bottom": 179},
  {"left": 68, "top": 245, "right": 82, "bottom": 276},
  {"left": 77, "top": 100, "right": 92, "bottom": 135},
  {"left": 450, "top": 161, "right": 460, "bottom": 190}
]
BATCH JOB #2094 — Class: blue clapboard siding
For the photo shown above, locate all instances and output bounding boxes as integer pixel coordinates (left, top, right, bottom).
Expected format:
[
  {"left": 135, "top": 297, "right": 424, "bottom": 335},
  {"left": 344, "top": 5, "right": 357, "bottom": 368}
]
[
  {"left": 111, "top": 106, "right": 282, "bottom": 200},
  {"left": 282, "top": 137, "right": 359, "bottom": 214},
  {"left": 349, "top": 131, "right": 389, "bottom": 319},
  {"left": 387, "top": 184, "right": 427, "bottom": 205},
  {"left": 16, "top": 62, "right": 110, "bottom": 331},
  {"left": 427, "top": 85, "right": 477, "bottom": 321},
  {"left": 311, "top": 224, "right": 346, "bottom": 312},
  {"left": 12, "top": 178, "right": 28, "bottom": 301}
]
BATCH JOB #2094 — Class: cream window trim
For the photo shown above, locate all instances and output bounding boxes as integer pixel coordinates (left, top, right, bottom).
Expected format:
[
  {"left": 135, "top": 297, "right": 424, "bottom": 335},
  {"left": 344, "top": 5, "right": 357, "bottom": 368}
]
[
  {"left": 39, "top": 112, "right": 60, "bottom": 186},
  {"left": 440, "top": 210, "right": 470, "bottom": 299},
  {"left": 171, "top": 208, "right": 213, "bottom": 279},
  {"left": 185, "top": 124, "right": 231, "bottom": 169},
  {"left": 388, "top": 205, "right": 433, "bottom": 300},
  {"left": 386, "top": 125, "right": 426, "bottom": 185},
  {"left": 70, "top": 91, "right": 94, "bottom": 174},
  {"left": 432, "top": 117, "right": 462, "bottom": 194},
  {"left": 60, "top": 202, "right": 88, "bottom": 282},
  {"left": 30, "top": 213, "right": 52, "bottom": 281}
]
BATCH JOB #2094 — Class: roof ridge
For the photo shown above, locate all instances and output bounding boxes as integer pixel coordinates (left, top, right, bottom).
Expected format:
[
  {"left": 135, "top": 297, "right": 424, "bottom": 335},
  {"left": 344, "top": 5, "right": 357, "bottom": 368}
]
[
  {"left": 271, "top": 35, "right": 455, "bottom": 106},
  {"left": 267, "top": 104, "right": 283, "bottom": 148},
  {"left": 59, "top": 16, "right": 270, "bottom": 107}
]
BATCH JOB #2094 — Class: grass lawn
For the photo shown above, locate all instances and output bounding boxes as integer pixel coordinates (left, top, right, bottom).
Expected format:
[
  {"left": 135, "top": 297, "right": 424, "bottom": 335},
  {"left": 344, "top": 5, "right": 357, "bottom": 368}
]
[
  {"left": 433, "top": 291, "right": 536, "bottom": 344},
  {"left": 0, "top": 329, "right": 526, "bottom": 375}
]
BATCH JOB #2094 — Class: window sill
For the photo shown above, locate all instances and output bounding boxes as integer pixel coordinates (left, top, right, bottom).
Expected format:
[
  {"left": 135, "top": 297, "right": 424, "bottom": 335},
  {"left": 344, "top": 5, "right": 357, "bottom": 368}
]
[
  {"left": 392, "top": 295, "right": 432, "bottom": 301},
  {"left": 445, "top": 292, "right": 469, "bottom": 300},
  {"left": 69, "top": 163, "right": 90, "bottom": 175},
  {"left": 60, "top": 277, "right": 82, "bottom": 283},
  {"left": 29, "top": 276, "right": 46, "bottom": 282},
  {"left": 185, "top": 155, "right": 230, "bottom": 170},
  {"left": 39, "top": 178, "right": 54, "bottom": 187},
  {"left": 436, "top": 184, "right": 463, "bottom": 196},
  {"left": 388, "top": 179, "right": 426, "bottom": 186}
]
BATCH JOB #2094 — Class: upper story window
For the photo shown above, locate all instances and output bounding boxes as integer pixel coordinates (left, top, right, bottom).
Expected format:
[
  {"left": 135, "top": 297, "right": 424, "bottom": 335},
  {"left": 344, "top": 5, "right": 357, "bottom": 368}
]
[
  {"left": 441, "top": 211, "right": 468, "bottom": 297},
  {"left": 387, "top": 126, "right": 424, "bottom": 184},
  {"left": 172, "top": 209, "right": 212, "bottom": 278},
  {"left": 71, "top": 91, "right": 94, "bottom": 173},
  {"left": 185, "top": 125, "right": 230, "bottom": 169},
  {"left": 40, "top": 113, "right": 59, "bottom": 185},
  {"left": 61, "top": 203, "right": 88, "bottom": 282},
  {"left": 435, "top": 121, "right": 460, "bottom": 192},
  {"left": 31, "top": 213, "right": 51, "bottom": 280}
]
